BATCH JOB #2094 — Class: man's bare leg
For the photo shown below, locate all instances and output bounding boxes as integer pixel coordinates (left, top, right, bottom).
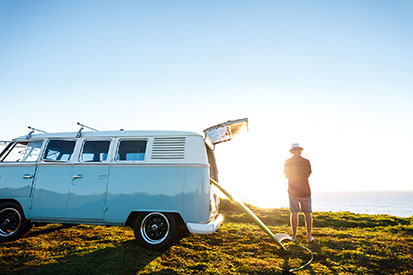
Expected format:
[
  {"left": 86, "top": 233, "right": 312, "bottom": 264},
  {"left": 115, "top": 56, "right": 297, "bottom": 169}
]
[
  {"left": 304, "top": 212, "right": 314, "bottom": 241},
  {"left": 290, "top": 212, "right": 298, "bottom": 241}
]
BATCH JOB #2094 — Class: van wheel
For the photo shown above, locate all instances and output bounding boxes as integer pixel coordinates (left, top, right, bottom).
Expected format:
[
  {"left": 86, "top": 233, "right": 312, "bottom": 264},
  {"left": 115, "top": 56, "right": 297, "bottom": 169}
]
[
  {"left": 134, "top": 212, "right": 177, "bottom": 251},
  {"left": 0, "top": 202, "right": 31, "bottom": 242}
]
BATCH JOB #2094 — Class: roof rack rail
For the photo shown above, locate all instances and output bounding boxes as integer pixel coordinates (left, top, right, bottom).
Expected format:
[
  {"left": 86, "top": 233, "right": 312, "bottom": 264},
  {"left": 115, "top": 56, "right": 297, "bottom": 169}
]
[
  {"left": 26, "top": 126, "right": 47, "bottom": 139},
  {"left": 76, "top": 122, "right": 98, "bottom": 138}
]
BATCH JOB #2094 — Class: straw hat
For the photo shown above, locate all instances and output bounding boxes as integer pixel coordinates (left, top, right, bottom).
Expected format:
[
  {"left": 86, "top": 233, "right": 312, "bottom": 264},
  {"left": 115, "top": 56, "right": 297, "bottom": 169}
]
[{"left": 289, "top": 143, "right": 303, "bottom": 153}]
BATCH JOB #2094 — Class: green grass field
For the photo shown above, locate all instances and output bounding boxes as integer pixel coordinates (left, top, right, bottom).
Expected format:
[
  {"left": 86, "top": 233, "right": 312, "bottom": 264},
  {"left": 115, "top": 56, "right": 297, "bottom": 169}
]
[{"left": 1, "top": 199, "right": 412, "bottom": 274}]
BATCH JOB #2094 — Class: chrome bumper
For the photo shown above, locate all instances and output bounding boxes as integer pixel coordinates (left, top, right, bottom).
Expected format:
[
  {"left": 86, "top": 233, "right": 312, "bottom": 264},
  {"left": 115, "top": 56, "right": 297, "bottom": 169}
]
[{"left": 186, "top": 214, "right": 224, "bottom": 234}]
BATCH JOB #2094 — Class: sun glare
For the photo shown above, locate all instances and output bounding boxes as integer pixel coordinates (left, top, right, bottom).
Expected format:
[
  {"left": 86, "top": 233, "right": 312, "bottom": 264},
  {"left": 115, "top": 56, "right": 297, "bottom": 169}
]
[{"left": 213, "top": 131, "right": 290, "bottom": 208}]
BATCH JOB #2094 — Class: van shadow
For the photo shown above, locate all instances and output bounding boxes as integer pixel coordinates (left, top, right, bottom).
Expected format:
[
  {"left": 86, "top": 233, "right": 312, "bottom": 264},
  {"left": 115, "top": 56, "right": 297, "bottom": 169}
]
[
  {"left": 11, "top": 240, "right": 175, "bottom": 275},
  {"left": 24, "top": 224, "right": 68, "bottom": 238},
  {"left": 0, "top": 224, "right": 65, "bottom": 244}
]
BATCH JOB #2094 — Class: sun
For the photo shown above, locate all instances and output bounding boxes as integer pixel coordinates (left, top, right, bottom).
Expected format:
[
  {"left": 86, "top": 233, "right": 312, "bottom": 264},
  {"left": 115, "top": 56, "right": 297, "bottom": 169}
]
[{"left": 212, "top": 134, "right": 289, "bottom": 208}]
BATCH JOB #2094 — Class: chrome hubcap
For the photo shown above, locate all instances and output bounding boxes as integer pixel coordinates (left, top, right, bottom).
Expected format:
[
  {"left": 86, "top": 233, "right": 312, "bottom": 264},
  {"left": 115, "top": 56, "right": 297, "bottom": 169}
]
[
  {"left": 140, "top": 212, "right": 170, "bottom": 245},
  {"left": 0, "top": 208, "right": 21, "bottom": 237}
]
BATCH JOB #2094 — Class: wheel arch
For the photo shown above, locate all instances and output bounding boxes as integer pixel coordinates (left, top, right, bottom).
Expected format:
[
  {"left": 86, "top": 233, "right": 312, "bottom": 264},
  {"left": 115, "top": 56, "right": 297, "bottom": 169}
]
[
  {"left": 0, "top": 199, "right": 29, "bottom": 219},
  {"left": 0, "top": 199, "right": 22, "bottom": 207}
]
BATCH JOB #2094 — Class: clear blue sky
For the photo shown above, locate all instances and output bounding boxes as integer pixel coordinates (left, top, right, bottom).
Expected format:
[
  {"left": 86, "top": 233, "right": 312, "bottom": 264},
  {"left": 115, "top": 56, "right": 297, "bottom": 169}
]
[{"left": 1, "top": 1, "right": 412, "bottom": 204}]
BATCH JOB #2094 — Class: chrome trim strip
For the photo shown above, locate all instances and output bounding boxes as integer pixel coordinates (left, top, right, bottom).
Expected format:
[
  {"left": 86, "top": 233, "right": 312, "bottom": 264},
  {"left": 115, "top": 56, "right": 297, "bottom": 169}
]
[
  {"left": 0, "top": 163, "right": 38, "bottom": 167},
  {"left": 108, "top": 163, "right": 209, "bottom": 167},
  {"left": 36, "top": 164, "right": 74, "bottom": 167},
  {"left": 72, "top": 162, "right": 111, "bottom": 166},
  {"left": 36, "top": 163, "right": 209, "bottom": 168}
]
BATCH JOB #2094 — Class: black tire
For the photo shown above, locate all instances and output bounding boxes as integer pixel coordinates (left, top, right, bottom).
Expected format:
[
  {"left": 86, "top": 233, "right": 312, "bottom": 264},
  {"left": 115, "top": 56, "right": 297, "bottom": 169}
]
[
  {"left": 0, "top": 202, "right": 31, "bottom": 242},
  {"left": 133, "top": 212, "right": 177, "bottom": 251}
]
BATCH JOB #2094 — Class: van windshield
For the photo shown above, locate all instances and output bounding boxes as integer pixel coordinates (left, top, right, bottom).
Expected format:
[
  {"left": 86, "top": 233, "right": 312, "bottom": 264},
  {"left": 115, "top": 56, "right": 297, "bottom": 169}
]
[
  {"left": 0, "top": 141, "right": 9, "bottom": 157},
  {"left": 1, "top": 141, "right": 43, "bottom": 162}
]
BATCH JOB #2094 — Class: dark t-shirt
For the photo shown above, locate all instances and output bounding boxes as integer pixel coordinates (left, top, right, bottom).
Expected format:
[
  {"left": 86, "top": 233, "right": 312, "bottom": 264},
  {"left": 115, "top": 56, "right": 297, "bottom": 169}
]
[{"left": 284, "top": 156, "right": 312, "bottom": 198}]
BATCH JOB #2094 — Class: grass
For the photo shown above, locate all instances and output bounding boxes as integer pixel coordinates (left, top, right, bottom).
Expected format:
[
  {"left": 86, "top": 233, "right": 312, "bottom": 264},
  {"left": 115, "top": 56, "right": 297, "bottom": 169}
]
[{"left": 1, "top": 199, "right": 412, "bottom": 274}]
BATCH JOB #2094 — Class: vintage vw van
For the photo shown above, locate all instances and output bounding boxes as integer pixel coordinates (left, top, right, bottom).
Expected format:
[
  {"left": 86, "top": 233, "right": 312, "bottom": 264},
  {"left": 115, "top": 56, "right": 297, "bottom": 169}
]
[{"left": 0, "top": 119, "right": 247, "bottom": 250}]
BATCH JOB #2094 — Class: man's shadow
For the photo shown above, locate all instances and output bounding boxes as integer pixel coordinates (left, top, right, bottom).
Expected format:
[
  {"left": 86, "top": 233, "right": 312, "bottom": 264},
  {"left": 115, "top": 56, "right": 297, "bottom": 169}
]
[{"left": 281, "top": 242, "right": 338, "bottom": 275}]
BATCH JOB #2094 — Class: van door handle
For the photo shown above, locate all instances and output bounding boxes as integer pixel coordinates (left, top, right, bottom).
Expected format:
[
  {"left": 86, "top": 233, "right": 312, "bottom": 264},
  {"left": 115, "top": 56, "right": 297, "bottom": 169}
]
[
  {"left": 22, "top": 174, "right": 33, "bottom": 179},
  {"left": 72, "top": 174, "right": 83, "bottom": 179}
]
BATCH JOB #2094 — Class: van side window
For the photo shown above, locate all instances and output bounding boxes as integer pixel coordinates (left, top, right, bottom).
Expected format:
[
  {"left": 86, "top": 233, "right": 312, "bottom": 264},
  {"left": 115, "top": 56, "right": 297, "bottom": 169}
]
[
  {"left": 81, "top": 141, "right": 110, "bottom": 162},
  {"left": 43, "top": 140, "right": 76, "bottom": 161},
  {"left": 116, "top": 140, "right": 147, "bottom": 161},
  {"left": 2, "top": 141, "right": 43, "bottom": 162}
]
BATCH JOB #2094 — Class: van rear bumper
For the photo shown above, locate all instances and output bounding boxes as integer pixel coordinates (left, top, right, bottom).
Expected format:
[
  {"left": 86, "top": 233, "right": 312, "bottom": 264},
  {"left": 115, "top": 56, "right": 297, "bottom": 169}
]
[{"left": 186, "top": 214, "right": 224, "bottom": 234}]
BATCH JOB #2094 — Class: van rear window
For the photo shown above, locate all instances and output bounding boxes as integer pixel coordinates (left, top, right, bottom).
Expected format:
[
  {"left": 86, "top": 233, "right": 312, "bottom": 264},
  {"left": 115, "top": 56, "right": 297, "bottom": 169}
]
[
  {"left": 116, "top": 140, "right": 147, "bottom": 161},
  {"left": 44, "top": 140, "right": 76, "bottom": 161}
]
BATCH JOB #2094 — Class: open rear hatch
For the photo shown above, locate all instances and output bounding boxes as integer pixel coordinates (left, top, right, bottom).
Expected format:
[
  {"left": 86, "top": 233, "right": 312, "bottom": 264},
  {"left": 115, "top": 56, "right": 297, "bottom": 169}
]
[
  {"left": 203, "top": 118, "right": 248, "bottom": 149},
  {"left": 203, "top": 118, "right": 248, "bottom": 181},
  {"left": 203, "top": 118, "right": 248, "bottom": 220}
]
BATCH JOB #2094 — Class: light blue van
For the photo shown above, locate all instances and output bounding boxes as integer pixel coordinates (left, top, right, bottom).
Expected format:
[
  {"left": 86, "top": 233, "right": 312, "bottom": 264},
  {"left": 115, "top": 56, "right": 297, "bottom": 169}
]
[{"left": 0, "top": 119, "right": 247, "bottom": 250}]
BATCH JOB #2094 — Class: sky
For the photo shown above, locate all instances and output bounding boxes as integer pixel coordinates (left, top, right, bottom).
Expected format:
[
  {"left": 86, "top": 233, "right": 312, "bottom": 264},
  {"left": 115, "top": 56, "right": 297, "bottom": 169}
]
[{"left": 1, "top": 0, "right": 412, "bottom": 207}]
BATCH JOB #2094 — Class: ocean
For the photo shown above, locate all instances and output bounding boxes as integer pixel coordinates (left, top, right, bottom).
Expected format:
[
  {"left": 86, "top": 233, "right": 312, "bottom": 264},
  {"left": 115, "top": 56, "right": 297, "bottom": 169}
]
[
  {"left": 311, "top": 191, "right": 413, "bottom": 218},
  {"left": 235, "top": 190, "right": 413, "bottom": 218}
]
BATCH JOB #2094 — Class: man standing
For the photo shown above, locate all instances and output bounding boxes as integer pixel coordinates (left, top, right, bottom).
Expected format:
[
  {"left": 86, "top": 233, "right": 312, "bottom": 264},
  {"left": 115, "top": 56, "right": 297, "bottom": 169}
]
[{"left": 284, "top": 143, "right": 314, "bottom": 242}]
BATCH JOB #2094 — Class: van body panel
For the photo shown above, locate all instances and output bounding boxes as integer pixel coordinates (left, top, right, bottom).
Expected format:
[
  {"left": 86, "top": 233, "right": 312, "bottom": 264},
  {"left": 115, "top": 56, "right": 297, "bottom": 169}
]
[
  {"left": 29, "top": 165, "right": 73, "bottom": 219},
  {"left": 0, "top": 164, "right": 36, "bottom": 197},
  {"left": 179, "top": 136, "right": 208, "bottom": 164},
  {"left": 66, "top": 165, "right": 109, "bottom": 220},
  {"left": 182, "top": 167, "right": 210, "bottom": 223},
  {"left": 105, "top": 166, "right": 185, "bottom": 223}
]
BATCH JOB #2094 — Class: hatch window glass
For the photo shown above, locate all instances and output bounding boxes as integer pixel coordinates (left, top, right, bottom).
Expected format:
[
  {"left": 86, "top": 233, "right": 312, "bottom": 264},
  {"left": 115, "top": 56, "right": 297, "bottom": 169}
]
[
  {"left": 203, "top": 118, "right": 248, "bottom": 145},
  {"left": 2, "top": 141, "right": 43, "bottom": 162},
  {"left": 43, "top": 140, "right": 76, "bottom": 161},
  {"left": 80, "top": 140, "right": 110, "bottom": 162},
  {"left": 116, "top": 140, "right": 147, "bottom": 161}
]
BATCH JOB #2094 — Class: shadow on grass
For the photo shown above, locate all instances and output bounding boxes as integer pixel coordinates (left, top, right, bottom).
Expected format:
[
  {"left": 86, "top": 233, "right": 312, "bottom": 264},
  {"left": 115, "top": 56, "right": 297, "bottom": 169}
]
[
  {"left": 9, "top": 240, "right": 169, "bottom": 275},
  {"left": 307, "top": 242, "right": 339, "bottom": 275},
  {"left": 24, "top": 224, "right": 67, "bottom": 238},
  {"left": 0, "top": 224, "right": 65, "bottom": 245},
  {"left": 281, "top": 255, "right": 295, "bottom": 274}
]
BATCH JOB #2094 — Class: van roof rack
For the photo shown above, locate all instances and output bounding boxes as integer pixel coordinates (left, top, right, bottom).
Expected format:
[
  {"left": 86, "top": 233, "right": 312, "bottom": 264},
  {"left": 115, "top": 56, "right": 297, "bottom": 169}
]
[
  {"left": 76, "top": 122, "right": 99, "bottom": 138},
  {"left": 26, "top": 126, "right": 47, "bottom": 139}
]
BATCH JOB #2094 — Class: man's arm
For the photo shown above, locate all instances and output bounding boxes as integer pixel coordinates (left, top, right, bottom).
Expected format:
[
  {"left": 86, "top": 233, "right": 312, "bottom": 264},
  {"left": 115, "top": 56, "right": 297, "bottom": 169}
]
[
  {"left": 284, "top": 161, "right": 290, "bottom": 178},
  {"left": 306, "top": 160, "right": 312, "bottom": 177}
]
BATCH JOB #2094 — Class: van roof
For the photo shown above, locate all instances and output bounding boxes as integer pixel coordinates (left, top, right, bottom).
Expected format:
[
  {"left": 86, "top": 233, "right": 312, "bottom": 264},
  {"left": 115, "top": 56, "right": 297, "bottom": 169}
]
[{"left": 15, "top": 130, "right": 202, "bottom": 140}]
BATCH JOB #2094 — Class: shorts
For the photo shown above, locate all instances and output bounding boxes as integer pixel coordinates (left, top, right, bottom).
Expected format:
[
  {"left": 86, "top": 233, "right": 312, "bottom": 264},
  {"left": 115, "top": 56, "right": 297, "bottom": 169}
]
[{"left": 289, "top": 195, "right": 312, "bottom": 213}]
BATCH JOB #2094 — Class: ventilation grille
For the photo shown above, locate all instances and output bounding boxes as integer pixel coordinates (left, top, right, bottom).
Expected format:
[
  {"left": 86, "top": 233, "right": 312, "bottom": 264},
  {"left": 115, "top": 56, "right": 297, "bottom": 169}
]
[{"left": 151, "top": 137, "right": 186, "bottom": 160}]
